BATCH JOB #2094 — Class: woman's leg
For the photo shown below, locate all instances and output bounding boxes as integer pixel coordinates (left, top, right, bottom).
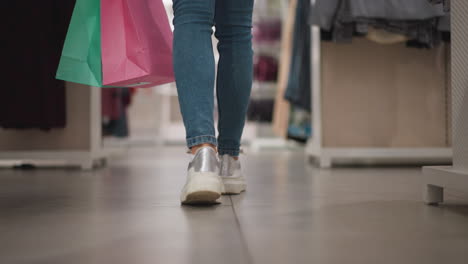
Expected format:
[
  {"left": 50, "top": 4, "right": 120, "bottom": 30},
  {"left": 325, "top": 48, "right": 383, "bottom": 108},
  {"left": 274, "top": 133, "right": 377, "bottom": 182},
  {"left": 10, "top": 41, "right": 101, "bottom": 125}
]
[
  {"left": 214, "top": 0, "right": 254, "bottom": 157},
  {"left": 172, "top": 0, "right": 217, "bottom": 151},
  {"left": 173, "top": 0, "right": 224, "bottom": 205}
]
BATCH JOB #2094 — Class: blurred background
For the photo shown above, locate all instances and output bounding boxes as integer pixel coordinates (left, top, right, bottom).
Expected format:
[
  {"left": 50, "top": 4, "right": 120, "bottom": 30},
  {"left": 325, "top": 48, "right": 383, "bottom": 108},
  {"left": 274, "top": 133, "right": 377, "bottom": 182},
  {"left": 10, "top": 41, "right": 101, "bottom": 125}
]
[{"left": 0, "top": 0, "right": 453, "bottom": 167}]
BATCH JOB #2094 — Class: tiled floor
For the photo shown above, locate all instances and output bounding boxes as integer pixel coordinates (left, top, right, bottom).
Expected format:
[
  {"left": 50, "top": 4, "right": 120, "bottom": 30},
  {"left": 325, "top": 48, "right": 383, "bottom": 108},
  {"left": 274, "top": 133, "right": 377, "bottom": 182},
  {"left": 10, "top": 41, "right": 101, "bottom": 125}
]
[{"left": 1, "top": 147, "right": 468, "bottom": 264}]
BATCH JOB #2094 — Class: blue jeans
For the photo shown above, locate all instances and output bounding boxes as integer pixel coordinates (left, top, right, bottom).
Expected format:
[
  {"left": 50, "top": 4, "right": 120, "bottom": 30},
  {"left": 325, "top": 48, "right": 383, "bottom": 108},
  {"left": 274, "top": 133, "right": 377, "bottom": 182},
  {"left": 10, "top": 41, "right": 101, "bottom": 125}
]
[{"left": 172, "top": 0, "right": 254, "bottom": 156}]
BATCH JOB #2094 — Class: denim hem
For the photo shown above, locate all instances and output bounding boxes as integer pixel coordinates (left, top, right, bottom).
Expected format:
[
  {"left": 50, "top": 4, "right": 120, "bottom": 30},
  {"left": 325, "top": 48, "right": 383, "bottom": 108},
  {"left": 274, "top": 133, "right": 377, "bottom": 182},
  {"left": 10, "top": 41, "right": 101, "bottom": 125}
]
[
  {"left": 218, "top": 148, "right": 240, "bottom": 156},
  {"left": 187, "top": 135, "right": 218, "bottom": 149}
]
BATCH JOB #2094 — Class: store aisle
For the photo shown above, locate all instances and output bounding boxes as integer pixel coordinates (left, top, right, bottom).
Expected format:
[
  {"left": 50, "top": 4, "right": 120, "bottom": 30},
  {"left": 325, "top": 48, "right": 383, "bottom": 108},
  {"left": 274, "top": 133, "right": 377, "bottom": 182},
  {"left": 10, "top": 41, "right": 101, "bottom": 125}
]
[{"left": 0, "top": 147, "right": 467, "bottom": 264}]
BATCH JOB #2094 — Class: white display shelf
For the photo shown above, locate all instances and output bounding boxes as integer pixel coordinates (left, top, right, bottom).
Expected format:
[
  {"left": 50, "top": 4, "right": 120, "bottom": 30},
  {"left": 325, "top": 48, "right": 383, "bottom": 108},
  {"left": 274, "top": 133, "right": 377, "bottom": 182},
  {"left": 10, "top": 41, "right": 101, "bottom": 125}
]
[
  {"left": 306, "top": 24, "right": 452, "bottom": 168},
  {"left": 0, "top": 85, "right": 108, "bottom": 170},
  {"left": 423, "top": 166, "right": 468, "bottom": 204},
  {"left": 423, "top": 0, "right": 468, "bottom": 205}
]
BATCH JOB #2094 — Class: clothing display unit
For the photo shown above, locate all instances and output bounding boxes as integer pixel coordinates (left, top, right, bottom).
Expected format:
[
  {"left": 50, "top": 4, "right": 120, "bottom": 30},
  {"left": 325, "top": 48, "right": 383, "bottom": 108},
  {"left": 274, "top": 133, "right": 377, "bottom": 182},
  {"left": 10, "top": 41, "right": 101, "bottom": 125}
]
[
  {"left": 306, "top": 0, "right": 452, "bottom": 168},
  {"left": 424, "top": 0, "right": 468, "bottom": 204},
  {"left": 0, "top": 83, "right": 108, "bottom": 170},
  {"left": 0, "top": 1, "right": 108, "bottom": 169},
  {"left": 306, "top": 37, "right": 452, "bottom": 168}
]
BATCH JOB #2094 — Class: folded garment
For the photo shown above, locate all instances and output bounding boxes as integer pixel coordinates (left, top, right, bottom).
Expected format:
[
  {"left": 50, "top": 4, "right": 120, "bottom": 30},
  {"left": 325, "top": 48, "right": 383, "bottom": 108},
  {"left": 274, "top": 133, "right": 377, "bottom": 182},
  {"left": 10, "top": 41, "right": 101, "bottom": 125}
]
[{"left": 366, "top": 27, "right": 408, "bottom": 44}]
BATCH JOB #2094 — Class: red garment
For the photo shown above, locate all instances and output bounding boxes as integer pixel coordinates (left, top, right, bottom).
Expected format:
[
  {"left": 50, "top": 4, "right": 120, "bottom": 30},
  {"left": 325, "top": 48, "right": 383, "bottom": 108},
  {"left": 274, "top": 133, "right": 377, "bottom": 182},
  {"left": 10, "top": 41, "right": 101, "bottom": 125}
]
[
  {"left": 254, "top": 56, "right": 278, "bottom": 82},
  {"left": 101, "top": 89, "right": 122, "bottom": 120},
  {"left": 253, "top": 20, "right": 282, "bottom": 43}
]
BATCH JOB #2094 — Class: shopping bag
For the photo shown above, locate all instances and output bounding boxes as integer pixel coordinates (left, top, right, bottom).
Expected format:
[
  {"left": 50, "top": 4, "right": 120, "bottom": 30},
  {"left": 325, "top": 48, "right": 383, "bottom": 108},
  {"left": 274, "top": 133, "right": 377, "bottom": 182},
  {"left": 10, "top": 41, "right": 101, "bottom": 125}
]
[
  {"left": 56, "top": 0, "right": 103, "bottom": 87},
  {"left": 101, "top": 0, "right": 175, "bottom": 87}
]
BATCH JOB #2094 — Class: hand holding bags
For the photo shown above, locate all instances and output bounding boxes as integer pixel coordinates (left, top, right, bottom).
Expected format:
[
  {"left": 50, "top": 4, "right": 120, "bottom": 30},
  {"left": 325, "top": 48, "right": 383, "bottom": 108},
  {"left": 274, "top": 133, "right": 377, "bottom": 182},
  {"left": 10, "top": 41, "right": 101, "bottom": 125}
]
[{"left": 57, "top": 0, "right": 174, "bottom": 88}]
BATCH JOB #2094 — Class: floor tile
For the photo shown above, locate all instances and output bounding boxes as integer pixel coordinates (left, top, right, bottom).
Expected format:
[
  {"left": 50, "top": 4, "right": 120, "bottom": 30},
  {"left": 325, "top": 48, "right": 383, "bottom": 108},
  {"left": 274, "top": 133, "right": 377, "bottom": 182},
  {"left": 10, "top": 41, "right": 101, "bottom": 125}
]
[
  {"left": 232, "top": 150, "right": 468, "bottom": 264},
  {"left": 1, "top": 147, "right": 468, "bottom": 264},
  {"left": 0, "top": 205, "right": 247, "bottom": 264},
  {"left": 232, "top": 199, "right": 468, "bottom": 264}
]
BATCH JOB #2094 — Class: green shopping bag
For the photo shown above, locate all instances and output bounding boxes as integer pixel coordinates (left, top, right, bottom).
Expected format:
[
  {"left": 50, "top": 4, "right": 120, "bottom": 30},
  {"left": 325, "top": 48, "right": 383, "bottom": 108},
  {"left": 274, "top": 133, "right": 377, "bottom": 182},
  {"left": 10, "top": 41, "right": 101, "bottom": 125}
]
[{"left": 56, "top": 0, "right": 102, "bottom": 87}]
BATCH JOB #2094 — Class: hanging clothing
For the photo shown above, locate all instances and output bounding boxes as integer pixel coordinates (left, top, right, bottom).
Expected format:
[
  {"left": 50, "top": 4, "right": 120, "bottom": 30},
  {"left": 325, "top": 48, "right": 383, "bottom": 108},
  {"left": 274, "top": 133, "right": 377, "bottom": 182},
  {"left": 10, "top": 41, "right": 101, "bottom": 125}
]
[
  {"left": 347, "top": 0, "right": 445, "bottom": 20},
  {"left": 284, "top": 0, "right": 311, "bottom": 111},
  {"left": 312, "top": 0, "right": 445, "bottom": 28},
  {"left": 0, "top": 0, "right": 75, "bottom": 129},
  {"left": 311, "top": 0, "right": 449, "bottom": 48}
]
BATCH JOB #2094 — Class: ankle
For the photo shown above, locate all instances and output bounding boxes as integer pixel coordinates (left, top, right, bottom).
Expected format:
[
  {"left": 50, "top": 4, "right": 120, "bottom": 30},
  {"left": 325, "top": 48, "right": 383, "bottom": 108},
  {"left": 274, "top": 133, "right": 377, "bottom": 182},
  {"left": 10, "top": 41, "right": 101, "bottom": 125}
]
[
  {"left": 220, "top": 153, "right": 239, "bottom": 160},
  {"left": 191, "top": 143, "right": 217, "bottom": 155}
]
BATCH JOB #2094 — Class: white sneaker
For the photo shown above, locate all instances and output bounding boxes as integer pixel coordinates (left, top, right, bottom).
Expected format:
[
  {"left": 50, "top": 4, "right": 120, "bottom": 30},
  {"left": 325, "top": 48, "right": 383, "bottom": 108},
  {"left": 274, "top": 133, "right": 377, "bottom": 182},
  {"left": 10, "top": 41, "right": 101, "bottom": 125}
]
[
  {"left": 180, "top": 147, "right": 224, "bottom": 205},
  {"left": 219, "top": 154, "right": 246, "bottom": 194}
]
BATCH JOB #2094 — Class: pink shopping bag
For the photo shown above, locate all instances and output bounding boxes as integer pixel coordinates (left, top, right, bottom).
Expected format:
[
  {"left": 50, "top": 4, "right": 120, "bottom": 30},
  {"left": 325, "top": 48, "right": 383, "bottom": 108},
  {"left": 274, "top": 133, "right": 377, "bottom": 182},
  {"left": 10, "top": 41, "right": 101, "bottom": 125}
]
[{"left": 101, "top": 0, "right": 174, "bottom": 87}]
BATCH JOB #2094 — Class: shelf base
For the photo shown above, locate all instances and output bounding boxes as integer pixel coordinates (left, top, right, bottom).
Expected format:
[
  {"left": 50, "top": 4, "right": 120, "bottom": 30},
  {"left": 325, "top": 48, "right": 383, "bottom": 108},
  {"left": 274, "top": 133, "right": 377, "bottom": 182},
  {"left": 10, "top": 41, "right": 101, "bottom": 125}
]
[
  {"left": 423, "top": 166, "right": 468, "bottom": 205},
  {"left": 307, "top": 147, "right": 452, "bottom": 168},
  {"left": 0, "top": 150, "right": 108, "bottom": 170}
]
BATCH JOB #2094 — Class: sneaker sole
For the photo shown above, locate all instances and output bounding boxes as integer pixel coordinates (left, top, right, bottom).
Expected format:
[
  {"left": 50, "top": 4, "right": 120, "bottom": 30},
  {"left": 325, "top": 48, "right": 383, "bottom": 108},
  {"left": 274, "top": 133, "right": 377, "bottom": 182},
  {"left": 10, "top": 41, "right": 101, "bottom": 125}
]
[
  {"left": 222, "top": 177, "right": 246, "bottom": 195},
  {"left": 182, "top": 190, "right": 221, "bottom": 205},
  {"left": 181, "top": 172, "right": 224, "bottom": 205}
]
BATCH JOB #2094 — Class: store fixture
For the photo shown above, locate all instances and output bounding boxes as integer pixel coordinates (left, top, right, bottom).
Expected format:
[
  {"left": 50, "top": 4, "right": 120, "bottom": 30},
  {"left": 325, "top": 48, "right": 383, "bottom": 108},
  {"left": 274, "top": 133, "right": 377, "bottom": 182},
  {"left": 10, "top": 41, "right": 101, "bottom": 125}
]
[
  {"left": 424, "top": 0, "right": 468, "bottom": 204},
  {"left": 306, "top": 1, "right": 452, "bottom": 168},
  {"left": 0, "top": 83, "right": 108, "bottom": 170}
]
